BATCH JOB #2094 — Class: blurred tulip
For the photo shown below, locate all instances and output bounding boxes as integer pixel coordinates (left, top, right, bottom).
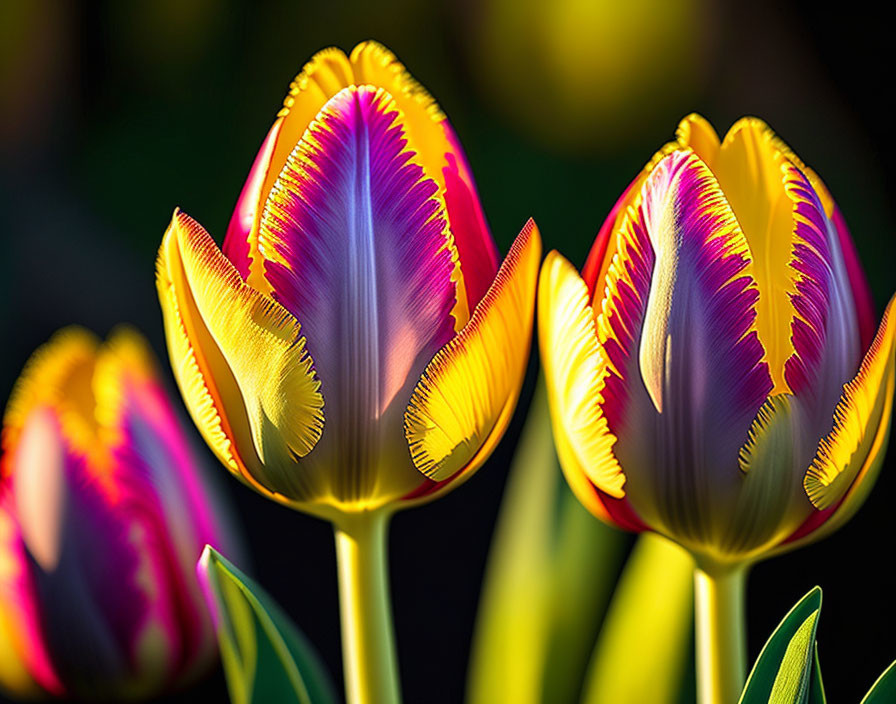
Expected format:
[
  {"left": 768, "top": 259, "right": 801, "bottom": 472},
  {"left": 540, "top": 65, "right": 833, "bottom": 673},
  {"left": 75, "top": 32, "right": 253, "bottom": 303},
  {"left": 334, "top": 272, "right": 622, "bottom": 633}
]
[
  {"left": 0, "top": 327, "right": 233, "bottom": 701},
  {"left": 156, "top": 41, "right": 540, "bottom": 704},
  {"left": 539, "top": 114, "right": 895, "bottom": 703}
]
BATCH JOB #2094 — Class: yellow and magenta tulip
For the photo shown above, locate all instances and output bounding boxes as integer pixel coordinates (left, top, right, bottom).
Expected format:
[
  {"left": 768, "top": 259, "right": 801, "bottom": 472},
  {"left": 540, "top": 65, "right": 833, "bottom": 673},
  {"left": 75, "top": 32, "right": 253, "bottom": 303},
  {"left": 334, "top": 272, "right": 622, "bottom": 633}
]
[
  {"left": 541, "top": 113, "right": 892, "bottom": 567},
  {"left": 539, "top": 114, "right": 894, "bottom": 703},
  {"left": 0, "top": 328, "right": 233, "bottom": 701},
  {"left": 155, "top": 42, "right": 540, "bottom": 520},
  {"left": 155, "top": 42, "right": 540, "bottom": 704}
]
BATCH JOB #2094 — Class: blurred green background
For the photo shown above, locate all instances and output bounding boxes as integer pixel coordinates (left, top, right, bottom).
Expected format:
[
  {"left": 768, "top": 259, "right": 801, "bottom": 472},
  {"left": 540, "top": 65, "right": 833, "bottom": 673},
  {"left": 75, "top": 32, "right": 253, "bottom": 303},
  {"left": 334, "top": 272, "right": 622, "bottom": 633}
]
[{"left": 1, "top": 1, "right": 893, "bottom": 702}]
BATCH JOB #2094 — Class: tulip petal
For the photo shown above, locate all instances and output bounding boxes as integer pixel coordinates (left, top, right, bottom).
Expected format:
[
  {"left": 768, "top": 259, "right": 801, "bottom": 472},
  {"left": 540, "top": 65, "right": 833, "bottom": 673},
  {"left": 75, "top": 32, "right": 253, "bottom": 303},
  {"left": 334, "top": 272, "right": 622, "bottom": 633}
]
[
  {"left": 0, "top": 538, "right": 37, "bottom": 697},
  {"left": 709, "top": 118, "right": 865, "bottom": 403},
  {"left": 722, "top": 394, "right": 810, "bottom": 556},
  {"left": 538, "top": 251, "right": 624, "bottom": 498},
  {"left": 12, "top": 409, "right": 68, "bottom": 573},
  {"left": 260, "top": 86, "right": 458, "bottom": 497},
  {"left": 260, "top": 48, "right": 354, "bottom": 211},
  {"left": 783, "top": 165, "right": 862, "bottom": 434},
  {"left": 582, "top": 114, "right": 721, "bottom": 303},
  {"left": 441, "top": 125, "right": 499, "bottom": 313},
  {"left": 582, "top": 178, "right": 640, "bottom": 299},
  {"left": 783, "top": 170, "right": 838, "bottom": 399},
  {"left": 157, "top": 223, "right": 252, "bottom": 479},
  {"left": 223, "top": 48, "right": 355, "bottom": 292},
  {"left": 404, "top": 219, "right": 541, "bottom": 482},
  {"left": 227, "top": 41, "right": 497, "bottom": 329},
  {"left": 1, "top": 328, "right": 100, "bottom": 472},
  {"left": 710, "top": 118, "right": 800, "bottom": 394},
  {"left": 349, "top": 41, "right": 447, "bottom": 186},
  {"left": 223, "top": 119, "right": 283, "bottom": 290},
  {"left": 10, "top": 411, "right": 148, "bottom": 696},
  {"left": 175, "top": 210, "right": 326, "bottom": 463},
  {"left": 831, "top": 206, "right": 877, "bottom": 352},
  {"left": 804, "top": 294, "right": 896, "bottom": 510},
  {"left": 581, "top": 120, "right": 691, "bottom": 302},
  {"left": 0, "top": 495, "right": 60, "bottom": 696},
  {"left": 599, "top": 150, "right": 772, "bottom": 548},
  {"left": 351, "top": 41, "right": 499, "bottom": 316},
  {"left": 33, "top": 489, "right": 150, "bottom": 695},
  {"left": 673, "top": 113, "right": 720, "bottom": 165},
  {"left": 92, "top": 329, "right": 222, "bottom": 681},
  {"left": 93, "top": 328, "right": 222, "bottom": 545},
  {"left": 157, "top": 211, "right": 323, "bottom": 501},
  {"left": 717, "top": 119, "right": 871, "bottom": 388}
]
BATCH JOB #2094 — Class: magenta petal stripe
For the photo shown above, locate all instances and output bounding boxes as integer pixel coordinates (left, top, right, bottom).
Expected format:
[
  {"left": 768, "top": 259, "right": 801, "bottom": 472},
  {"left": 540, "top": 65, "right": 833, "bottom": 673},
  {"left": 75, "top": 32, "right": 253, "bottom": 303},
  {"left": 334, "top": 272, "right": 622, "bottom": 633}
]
[
  {"left": 259, "top": 85, "right": 457, "bottom": 498},
  {"left": 595, "top": 195, "right": 654, "bottom": 438},
  {"left": 0, "top": 490, "right": 61, "bottom": 694},
  {"left": 784, "top": 167, "right": 831, "bottom": 397},
  {"left": 222, "top": 121, "right": 283, "bottom": 283},
  {"left": 784, "top": 165, "right": 862, "bottom": 433},
  {"left": 106, "top": 375, "right": 221, "bottom": 679},
  {"left": 441, "top": 124, "right": 500, "bottom": 310},
  {"left": 832, "top": 206, "right": 877, "bottom": 351},
  {"left": 599, "top": 150, "right": 773, "bottom": 545}
]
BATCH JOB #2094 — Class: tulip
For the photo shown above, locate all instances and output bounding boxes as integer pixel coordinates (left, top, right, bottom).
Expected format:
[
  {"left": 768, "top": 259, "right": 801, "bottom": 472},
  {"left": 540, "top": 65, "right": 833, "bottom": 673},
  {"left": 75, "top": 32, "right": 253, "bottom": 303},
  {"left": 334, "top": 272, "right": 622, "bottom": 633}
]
[
  {"left": 539, "top": 114, "right": 895, "bottom": 704},
  {"left": 155, "top": 41, "right": 540, "bottom": 704},
  {"left": 0, "top": 327, "right": 232, "bottom": 701}
]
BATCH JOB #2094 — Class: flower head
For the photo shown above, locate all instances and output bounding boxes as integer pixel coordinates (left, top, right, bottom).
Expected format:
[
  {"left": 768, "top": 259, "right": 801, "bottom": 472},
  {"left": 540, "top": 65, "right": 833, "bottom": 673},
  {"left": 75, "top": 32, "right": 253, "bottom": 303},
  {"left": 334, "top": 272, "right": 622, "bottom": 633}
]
[
  {"left": 0, "top": 328, "right": 232, "bottom": 700},
  {"left": 539, "top": 114, "right": 895, "bottom": 569},
  {"left": 156, "top": 42, "right": 540, "bottom": 518}
]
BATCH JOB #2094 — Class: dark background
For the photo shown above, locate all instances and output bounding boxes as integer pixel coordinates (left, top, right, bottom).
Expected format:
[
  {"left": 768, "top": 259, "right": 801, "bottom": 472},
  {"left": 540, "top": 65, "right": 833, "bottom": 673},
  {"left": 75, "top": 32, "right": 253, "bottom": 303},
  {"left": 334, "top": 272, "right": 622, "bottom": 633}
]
[{"left": 1, "top": 1, "right": 894, "bottom": 702}]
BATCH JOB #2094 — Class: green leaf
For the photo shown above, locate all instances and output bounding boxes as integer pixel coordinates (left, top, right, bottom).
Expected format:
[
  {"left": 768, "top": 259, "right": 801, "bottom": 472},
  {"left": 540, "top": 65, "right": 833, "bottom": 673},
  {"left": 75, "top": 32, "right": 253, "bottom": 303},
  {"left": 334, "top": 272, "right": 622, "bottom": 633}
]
[
  {"left": 580, "top": 533, "right": 695, "bottom": 704},
  {"left": 806, "top": 644, "right": 826, "bottom": 704},
  {"left": 466, "top": 379, "right": 628, "bottom": 704},
  {"left": 861, "top": 660, "right": 896, "bottom": 703},
  {"left": 198, "top": 546, "right": 337, "bottom": 704},
  {"left": 739, "top": 587, "right": 822, "bottom": 704}
]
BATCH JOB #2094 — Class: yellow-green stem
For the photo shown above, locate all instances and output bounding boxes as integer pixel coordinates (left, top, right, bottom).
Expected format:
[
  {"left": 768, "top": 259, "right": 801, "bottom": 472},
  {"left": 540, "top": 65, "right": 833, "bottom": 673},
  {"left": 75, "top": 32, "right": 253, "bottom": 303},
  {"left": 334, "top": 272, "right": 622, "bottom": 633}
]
[
  {"left": 694, "top": 565, "right": 747, "bottom": 704},
  {"left": 334, "top": 510, "right": 401, "bottom": 704}
]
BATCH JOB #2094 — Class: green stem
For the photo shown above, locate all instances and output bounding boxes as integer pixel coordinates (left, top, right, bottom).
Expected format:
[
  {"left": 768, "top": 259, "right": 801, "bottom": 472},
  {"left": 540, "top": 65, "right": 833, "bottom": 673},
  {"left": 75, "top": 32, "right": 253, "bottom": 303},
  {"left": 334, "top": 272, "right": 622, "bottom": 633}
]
[
  {"left": 334, "top": 510, "right": 401, "bottom": 704},
  {"left": 694, "top": 565, "right": 747, "bottom": 704}
]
